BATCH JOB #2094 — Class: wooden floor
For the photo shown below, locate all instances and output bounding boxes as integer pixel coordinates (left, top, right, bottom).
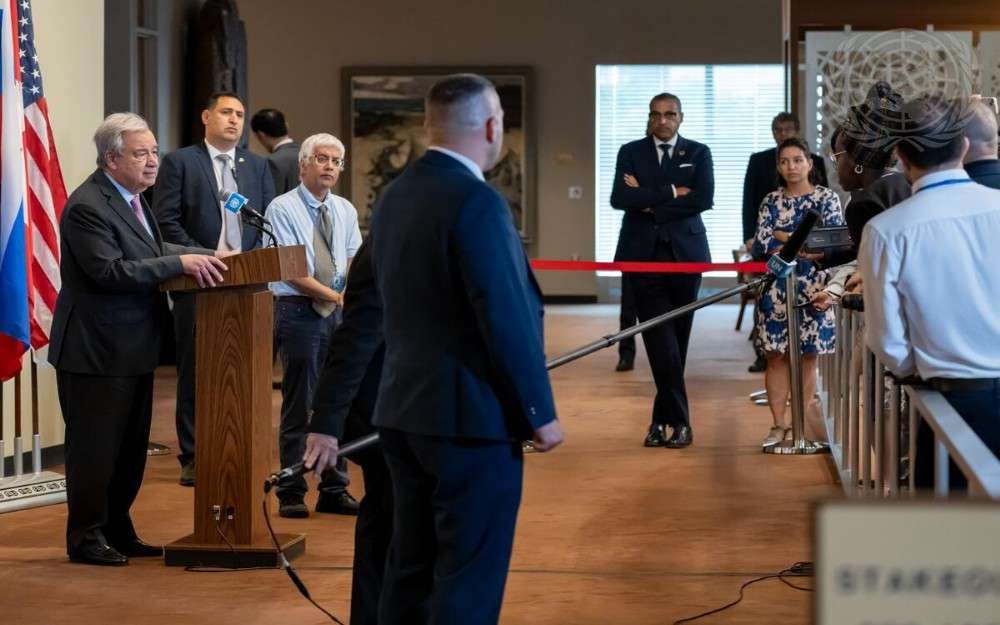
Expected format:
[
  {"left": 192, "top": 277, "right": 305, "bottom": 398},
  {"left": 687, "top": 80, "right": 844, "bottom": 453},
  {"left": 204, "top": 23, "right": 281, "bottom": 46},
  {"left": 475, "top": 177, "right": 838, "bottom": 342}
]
[{"left": 0, "top": 304, "right": 838, "bottom": 624}]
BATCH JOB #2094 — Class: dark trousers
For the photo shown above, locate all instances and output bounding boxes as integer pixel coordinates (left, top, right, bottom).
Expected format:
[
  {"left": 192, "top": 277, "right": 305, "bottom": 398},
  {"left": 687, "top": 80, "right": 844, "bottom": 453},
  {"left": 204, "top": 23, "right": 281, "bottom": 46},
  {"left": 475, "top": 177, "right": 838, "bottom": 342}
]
[
  {"left": 349, "top": 422, "right": 394, "bottom": 625},
  {"left": 378, "top": 428, "right": 523, "bottom": 625},
  {"left": 171, "top": 293, "right": 196, "bottom": 466},
  {"left": 274, "top": 297, "right": 349, "bottom": 499},
  {"left": 56, "top": 371, "right": 153, "bottom": 553},
  {"left": 618, "top": 273, "right": 637, "bottom": 361},
  {"left": 631, "top": 241, "right": 701, "bottom": 428},
  {"left": 914, "top": 382, "right": 1000, "bottom": 490}
]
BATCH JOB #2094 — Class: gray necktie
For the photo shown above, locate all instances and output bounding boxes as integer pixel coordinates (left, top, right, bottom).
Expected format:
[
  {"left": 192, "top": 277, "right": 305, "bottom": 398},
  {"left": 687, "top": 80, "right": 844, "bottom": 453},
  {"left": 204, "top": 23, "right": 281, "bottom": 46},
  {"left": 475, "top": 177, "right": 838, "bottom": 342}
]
[
  {"left": 312, "top": 205, "right": 338, "bottom": 318},
  {"left": 218, "top": 154, "right": 242, "bottom": 250}
]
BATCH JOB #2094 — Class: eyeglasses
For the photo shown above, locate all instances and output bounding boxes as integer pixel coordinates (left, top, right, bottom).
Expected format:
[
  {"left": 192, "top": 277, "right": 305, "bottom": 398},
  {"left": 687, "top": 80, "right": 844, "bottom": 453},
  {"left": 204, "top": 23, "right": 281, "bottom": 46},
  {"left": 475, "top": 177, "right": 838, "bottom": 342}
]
[
  {"left": 312, "top": 154, "right": 346, "bottom": 168},
  {"left": 829, "top": 150, "right": 847, "bottom": 163},
  {"left": 648, "top": 111, "right": 680, "bottom": 121}
]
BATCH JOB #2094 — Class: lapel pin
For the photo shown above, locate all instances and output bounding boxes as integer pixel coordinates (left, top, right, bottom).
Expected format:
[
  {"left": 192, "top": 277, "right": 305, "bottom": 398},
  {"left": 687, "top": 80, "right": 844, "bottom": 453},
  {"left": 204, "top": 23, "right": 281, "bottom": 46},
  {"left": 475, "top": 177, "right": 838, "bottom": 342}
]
[
  {"left": 238, "top": 157, "right": 245, "bottom": 163},
  {"left": 678, "top": 150, "right": 686, "bottom": 157}
]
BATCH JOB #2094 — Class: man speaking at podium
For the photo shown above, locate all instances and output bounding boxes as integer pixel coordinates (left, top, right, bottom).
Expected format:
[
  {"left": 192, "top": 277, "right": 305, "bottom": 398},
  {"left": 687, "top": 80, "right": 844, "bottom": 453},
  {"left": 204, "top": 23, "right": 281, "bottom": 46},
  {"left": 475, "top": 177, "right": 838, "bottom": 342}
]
[
  {"left": 49, "top": 113, "right": 226, "bottom": 565},
  {"left": 370, "top": 74, "right": 564, "bottom": 625}
]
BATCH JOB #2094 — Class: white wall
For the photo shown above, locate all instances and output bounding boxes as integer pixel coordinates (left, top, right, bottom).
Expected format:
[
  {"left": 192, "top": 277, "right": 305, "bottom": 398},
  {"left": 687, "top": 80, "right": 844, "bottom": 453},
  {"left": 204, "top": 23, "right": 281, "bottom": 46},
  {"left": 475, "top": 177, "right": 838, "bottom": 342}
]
[{"left": 2, "top": 0, "right": 104, "bottom": 461}]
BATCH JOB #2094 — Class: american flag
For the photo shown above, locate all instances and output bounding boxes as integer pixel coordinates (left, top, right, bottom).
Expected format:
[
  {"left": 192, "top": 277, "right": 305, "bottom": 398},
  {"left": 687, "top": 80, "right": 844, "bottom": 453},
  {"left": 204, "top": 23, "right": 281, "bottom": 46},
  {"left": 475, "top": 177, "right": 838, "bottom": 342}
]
[{"left": 0, "top": 0, "right": 66, "bottom": 380}]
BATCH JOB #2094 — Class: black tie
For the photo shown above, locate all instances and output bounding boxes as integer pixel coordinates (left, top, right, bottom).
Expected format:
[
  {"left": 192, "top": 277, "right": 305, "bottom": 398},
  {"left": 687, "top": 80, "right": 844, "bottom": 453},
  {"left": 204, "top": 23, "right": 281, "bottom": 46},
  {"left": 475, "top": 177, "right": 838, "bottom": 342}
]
[{"left": 659, "top": 143, "right": 671, "bottom": 166}]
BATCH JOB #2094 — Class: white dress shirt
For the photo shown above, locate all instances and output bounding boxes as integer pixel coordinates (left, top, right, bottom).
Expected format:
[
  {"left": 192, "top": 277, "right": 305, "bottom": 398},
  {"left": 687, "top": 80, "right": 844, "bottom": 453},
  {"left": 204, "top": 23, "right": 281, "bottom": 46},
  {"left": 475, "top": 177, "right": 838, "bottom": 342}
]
[
  {"left": 427, "top": 146, "right": 485, "bottom": 181},
  {"left": 859, "top": 168, "right": 1000, "bottom": 379},
  {"left": 653, "top": 135, "right": 677, "bottom": 164},
  {"left": 205, "top": 141, "right": 238, "bottom": 251}
]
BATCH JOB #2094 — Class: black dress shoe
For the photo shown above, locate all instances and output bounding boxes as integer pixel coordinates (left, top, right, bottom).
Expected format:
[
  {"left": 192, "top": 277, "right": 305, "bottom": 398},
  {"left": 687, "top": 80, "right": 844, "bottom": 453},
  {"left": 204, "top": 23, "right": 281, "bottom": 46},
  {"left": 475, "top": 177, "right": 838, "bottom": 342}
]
[
  {"left": 179, "top": 462, "right": 195, "bottom": 487},
  {"left": 664, "top": 425, "right": 693, "bottom": 448},
  {"left": 111, "top": 538, "right": 163, "bottom": 558},
  {"left": 315, "top": 491, "right": 360, "bottom": 516},
  {"left": 643, "top": 424, "right": 667, "bottom": 447},
  {"left": 615, "top": 357, "right": 635, "bottom": 372},
  {"left": 747, "top": 356, "right": 767, "bottom": 373},
  {"left": 279, "top": 497, "right": 310, "bottom": 518},
  {"left": 69, "top": 541, "right": 128, "bottom": 566}
]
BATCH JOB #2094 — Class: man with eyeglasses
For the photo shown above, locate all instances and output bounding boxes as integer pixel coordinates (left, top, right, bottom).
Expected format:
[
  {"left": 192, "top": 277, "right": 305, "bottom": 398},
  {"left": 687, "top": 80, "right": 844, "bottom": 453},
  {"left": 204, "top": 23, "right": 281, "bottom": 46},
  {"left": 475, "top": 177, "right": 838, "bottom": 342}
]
[
  {"left": 610, "top": 92, "right": 714, "bottom": 449},
  {"left": 263, "top": 133, "right": 363, "bottom": 518}
]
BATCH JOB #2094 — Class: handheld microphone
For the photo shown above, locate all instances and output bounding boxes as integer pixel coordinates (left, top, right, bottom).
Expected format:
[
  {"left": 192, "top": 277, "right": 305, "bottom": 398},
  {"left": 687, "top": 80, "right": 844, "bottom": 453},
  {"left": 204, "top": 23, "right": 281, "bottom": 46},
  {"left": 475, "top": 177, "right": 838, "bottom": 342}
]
[
  {"left": 765, "top": 209, "right": 821, "bottom": 280},
  {"left": 264, "top": 432, "right": 380, "bottom": 492}
]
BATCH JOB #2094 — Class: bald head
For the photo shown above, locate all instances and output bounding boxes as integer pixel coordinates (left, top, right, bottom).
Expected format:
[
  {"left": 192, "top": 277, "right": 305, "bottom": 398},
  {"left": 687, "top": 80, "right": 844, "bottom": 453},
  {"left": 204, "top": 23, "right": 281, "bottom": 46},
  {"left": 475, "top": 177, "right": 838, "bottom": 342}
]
[
  {"left": 963, "top": 99, "right": 999, "bottom": 163},
  {"left": 425, "top": 73, "right": 504, "bottom": 170}
]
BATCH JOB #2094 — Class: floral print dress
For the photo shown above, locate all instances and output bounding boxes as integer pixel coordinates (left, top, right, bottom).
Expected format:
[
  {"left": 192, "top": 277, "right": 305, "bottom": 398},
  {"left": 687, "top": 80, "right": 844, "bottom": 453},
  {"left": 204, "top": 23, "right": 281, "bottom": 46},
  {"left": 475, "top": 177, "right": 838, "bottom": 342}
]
[{"left": 752, "top": 186, "right": 844, "bottom": 355}]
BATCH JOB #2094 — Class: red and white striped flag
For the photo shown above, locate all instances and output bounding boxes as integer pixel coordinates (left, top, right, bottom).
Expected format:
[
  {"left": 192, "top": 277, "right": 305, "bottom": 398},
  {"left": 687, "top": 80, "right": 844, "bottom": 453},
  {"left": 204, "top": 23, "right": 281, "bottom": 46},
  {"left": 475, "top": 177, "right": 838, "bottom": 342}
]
[{"left": 0, "top": 0, "right": 66, "bottom": 377}]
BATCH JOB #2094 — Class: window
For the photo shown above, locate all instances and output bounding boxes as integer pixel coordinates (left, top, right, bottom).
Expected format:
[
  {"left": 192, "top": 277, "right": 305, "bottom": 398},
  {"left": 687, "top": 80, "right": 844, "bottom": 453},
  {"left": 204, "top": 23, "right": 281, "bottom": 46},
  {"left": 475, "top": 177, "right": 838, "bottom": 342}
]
[{"left": 595, "top": 65, "right": 784, "bottom": 275}]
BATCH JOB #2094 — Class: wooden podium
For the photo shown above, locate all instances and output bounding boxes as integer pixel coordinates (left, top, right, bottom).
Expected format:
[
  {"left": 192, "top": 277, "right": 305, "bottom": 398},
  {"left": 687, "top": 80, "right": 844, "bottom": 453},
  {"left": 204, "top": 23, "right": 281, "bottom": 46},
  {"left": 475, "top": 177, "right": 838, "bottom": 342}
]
[{"left": 161, "top": 246, "right": 307, "bottom": 568}]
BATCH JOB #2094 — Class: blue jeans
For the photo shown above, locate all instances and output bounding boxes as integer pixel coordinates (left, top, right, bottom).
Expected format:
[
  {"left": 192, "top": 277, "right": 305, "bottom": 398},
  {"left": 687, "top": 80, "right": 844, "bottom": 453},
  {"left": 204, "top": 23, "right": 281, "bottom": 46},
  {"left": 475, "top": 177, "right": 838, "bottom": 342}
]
[
  {"left": 915, "top": 380, "right": 1000, "bottom": 490},
  {"left": 274, "top": 297, "right": 349, "bottom": 500}
]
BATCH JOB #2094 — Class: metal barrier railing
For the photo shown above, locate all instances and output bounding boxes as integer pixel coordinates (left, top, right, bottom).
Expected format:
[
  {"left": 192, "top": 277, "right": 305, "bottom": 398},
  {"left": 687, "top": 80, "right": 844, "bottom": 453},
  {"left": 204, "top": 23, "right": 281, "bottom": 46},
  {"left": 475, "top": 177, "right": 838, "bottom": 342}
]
[{"left": 817, "top": 306, "right": 1000, "bottom": 499}]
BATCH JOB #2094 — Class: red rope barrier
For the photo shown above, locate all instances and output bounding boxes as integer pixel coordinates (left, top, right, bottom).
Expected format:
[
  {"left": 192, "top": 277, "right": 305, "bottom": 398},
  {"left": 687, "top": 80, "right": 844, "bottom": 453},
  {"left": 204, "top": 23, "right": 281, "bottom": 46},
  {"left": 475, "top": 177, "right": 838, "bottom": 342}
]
[{"left": 529, "top": 260, "right": 767, "bottom": 273}]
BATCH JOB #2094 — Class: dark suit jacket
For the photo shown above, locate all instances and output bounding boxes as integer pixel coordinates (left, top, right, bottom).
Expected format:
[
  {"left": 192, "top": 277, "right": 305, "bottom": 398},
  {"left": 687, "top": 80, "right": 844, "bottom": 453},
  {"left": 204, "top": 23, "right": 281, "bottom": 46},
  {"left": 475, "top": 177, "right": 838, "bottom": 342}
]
[
  {"left": 823, "top": 171, "right": 912, "bottom": 267},
  {"left": 152, "top": 143, "right": 275, "bottom": 250},
  {"left": 610, "top": 135, "right": 713, "bottom": 263},
  {"left": 48, "top": 170, "right": 209, "bottom": 376},
  {"left": 742, "top": 147, "right": 828, "bottom": 242},
  {"left": 267, "top": 141, "right": 301, "bottom": 195},
  {"left": 310, "top": 238, "right": 384, "bottom": 441},
  {"left": 370, "top": 150, "right": 556, "bottom": 442},
  {"left": 966, "top": 158, "right": 1000, "bottom": 190}
]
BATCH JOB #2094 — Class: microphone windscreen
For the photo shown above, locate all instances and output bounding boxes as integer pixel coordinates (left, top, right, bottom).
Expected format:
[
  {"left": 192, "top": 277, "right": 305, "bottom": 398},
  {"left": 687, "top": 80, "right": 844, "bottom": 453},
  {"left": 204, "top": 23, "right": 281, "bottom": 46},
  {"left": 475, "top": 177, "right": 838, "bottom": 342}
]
[{"left": 778, "top": 210, "right": 820, "bottom": 263}]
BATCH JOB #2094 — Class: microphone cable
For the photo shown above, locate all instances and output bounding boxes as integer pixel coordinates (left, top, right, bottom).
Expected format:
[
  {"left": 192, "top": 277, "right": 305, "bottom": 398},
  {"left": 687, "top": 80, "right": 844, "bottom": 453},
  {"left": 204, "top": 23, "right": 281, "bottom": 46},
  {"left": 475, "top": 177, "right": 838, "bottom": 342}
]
[
  {"left": 671, "top": 561, "right": 814, "bottom": 624},
  {"left": 262, "top": 497, "right": 346, "bottom": 624}
]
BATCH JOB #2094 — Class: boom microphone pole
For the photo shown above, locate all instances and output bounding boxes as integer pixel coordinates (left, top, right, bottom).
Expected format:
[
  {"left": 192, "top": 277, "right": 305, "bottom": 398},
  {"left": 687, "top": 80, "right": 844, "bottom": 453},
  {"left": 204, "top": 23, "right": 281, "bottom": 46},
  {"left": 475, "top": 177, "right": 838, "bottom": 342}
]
[{"left": 263, "top": 210, "right": 823, "bottom": 483}]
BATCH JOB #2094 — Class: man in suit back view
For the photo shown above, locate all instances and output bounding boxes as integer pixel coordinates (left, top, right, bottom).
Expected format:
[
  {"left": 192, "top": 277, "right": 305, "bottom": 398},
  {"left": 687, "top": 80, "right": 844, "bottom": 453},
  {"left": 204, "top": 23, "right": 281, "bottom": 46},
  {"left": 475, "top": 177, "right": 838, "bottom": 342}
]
[
  {"left": 251, "top": 108, "right": 301, "bottom": 195},
  {"left": 152, "top": 91, "right": 276, "bottom": 486},
  {"left": 370, "top": 74, "right": 564, "bottom": 625}
]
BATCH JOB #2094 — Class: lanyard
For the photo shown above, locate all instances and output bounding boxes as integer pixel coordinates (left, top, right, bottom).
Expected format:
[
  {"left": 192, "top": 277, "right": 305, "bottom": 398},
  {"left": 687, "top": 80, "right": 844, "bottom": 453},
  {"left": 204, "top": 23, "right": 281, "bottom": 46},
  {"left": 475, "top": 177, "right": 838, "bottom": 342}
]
[{"left": 914, "top": 178, "right": 973, "bottom": 194}]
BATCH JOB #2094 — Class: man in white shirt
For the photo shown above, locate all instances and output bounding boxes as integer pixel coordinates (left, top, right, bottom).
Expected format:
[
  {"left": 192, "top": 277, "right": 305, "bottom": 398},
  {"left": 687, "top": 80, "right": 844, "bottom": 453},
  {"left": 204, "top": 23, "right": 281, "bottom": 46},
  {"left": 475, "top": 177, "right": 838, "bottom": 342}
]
[
  {"left": 265, "top": 133, "right": 363, "bottom": 517},
  {"left": 859, "top": 96, "right": 1000, "bottom": 487}
]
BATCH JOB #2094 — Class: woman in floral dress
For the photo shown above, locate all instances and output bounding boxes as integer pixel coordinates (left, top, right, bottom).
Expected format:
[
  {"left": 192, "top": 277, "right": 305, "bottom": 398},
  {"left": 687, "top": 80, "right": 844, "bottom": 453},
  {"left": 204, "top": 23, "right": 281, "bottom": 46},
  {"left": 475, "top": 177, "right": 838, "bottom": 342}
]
[{"left": 752, "top": 137, "right": 844, "bottom": 447}]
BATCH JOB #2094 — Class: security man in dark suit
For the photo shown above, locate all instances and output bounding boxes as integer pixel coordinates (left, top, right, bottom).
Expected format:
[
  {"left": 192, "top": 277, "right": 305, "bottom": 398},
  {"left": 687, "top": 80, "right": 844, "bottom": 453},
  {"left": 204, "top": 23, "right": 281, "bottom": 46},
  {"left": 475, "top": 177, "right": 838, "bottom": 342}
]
[
  {"left": 153, "top": 91, "right": 275, "bottom": 486},
  {"left": 304, "top": 239, "right": 390, "bottom": 625},
  {"left": 49, "top": 113, "right": 227, "bottom": 566},
  {"left": 963, "top": 98, "right": 1000, "bottom": 190},
  {"left": 610, "top": 92, "right": 712, "bottom": 449},
  {"left": 741, "top": 112, "right": 827, "bottom": 372},
  {"left": 371, "top": 74, "right": 564, "bottom": 625},
  {"left": 251, "top": 108, "right": 301, "bottom": 194}
]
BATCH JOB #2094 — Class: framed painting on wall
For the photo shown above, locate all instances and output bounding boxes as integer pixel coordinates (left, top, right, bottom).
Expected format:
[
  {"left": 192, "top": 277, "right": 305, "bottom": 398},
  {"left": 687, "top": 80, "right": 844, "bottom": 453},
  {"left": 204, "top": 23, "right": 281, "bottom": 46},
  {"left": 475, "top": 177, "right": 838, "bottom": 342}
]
[{"left": 341, "top": 66, "right": 534, "bottom": 241}]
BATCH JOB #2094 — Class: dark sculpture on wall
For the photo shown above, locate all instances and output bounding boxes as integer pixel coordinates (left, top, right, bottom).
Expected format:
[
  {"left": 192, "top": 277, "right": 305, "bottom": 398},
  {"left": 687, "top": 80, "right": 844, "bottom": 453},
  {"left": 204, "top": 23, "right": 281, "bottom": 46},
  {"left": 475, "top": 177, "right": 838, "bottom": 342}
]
[{"left": 185, "top": 0, "right": 249, "bottom": 146}]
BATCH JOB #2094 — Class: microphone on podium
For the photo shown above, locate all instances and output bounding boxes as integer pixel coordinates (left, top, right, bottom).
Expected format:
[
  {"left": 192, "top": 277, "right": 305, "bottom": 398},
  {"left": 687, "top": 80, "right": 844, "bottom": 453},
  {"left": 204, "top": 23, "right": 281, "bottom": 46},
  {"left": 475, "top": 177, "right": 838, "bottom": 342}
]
[
  {"left": 264, "top": 432, "right": 381, "bottom": 493},
  {"left": 219, "top": 189, "right": 272, "bottom": 226},
  {"left": 764, "top": 209, "right": 821, "bottom": 284}
]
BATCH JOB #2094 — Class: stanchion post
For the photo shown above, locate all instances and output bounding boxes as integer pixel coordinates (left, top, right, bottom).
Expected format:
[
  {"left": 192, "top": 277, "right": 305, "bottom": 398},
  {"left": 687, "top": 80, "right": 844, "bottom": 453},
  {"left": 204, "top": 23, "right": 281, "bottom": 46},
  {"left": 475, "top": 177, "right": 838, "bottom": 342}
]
[
  {"left": 862, "top": 349, "right": 874, "bottom": 495},
  {"left": 887, "top": 382, "right": 901, "bottom": 496},
  {"left": 908, "top": 396, "right": 918, "bottom": 496},
  {"left": 874, "top": 361, "right": 885, "bottom": 495},
  {"left": 764, "top": 266, "right": 827, "bottom": 455}
]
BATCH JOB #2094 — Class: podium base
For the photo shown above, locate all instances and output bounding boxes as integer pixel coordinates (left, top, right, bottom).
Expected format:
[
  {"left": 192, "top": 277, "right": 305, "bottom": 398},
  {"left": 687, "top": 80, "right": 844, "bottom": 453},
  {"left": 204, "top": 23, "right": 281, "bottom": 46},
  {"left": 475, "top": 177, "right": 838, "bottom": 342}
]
[{"left": 164, "top": 532, "right": 305, "bottom": 568}]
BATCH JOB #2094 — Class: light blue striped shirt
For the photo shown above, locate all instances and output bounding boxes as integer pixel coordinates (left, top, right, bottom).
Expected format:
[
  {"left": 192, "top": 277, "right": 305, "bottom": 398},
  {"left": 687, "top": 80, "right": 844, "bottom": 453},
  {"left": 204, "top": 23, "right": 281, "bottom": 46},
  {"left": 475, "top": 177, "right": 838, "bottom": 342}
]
[{"left": 264, "top": 184, "right": 362, "bottom": 297}]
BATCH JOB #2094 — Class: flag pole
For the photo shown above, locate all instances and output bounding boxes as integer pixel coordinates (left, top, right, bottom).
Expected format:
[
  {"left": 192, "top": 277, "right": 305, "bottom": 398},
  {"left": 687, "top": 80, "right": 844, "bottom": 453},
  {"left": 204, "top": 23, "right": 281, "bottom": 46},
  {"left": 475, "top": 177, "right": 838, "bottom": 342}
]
[
  {"left": 13, "top": 366, "right": 23, "bottom": 477},
  {"left": 31, "top": 358, "right": 41, "bottom": 474}
]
